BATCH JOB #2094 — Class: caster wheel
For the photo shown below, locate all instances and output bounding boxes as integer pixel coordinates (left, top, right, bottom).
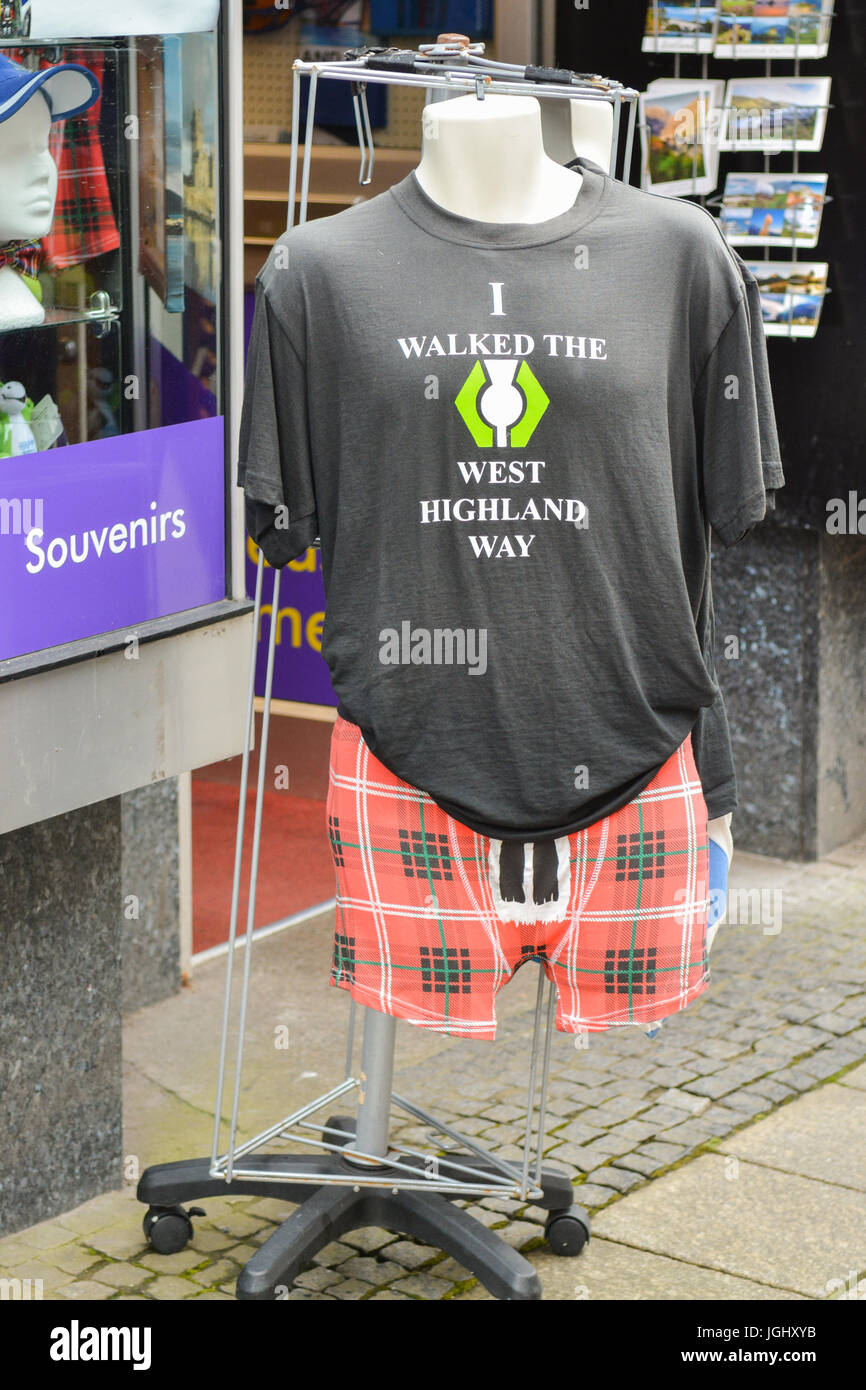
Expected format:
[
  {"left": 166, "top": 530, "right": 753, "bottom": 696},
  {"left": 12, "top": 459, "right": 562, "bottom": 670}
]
[
  {"left": 545, "top": 1206, "right": 590, "bottom": 1257},
  {"left": 143, "top": 1204, "right": 205, "bottom": 1254},
  {"left": 324, "top": 1114, "right": 356, "bottom": 1148}
]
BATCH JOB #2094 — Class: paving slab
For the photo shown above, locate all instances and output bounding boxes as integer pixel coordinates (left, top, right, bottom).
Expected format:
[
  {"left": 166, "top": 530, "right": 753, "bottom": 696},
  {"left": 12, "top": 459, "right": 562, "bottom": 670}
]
[
  {"left": 839, "top": 1062, "right": 866, "bottom": 1090},
  {"left": 530, "top": 1238, "right": 806, "bottom": 1301},
  {"left": 592, "top": 1153, "right": 866, "bottom": 1298},
  {"left": 719, "top": 1083, "right": 866, "bottom": 1192}
]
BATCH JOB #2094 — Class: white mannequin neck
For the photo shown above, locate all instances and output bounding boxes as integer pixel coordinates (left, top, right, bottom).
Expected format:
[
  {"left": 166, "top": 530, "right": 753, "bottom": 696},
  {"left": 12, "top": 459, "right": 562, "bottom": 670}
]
[
  {"left": 540, "top": 97, "right": 615, "bottom": 172},
  {"left": 414, "top": 94, "right": 582, "bottom": 223},
  {"left": 0, "top": 265, "right": 44, "bottom": 330}
]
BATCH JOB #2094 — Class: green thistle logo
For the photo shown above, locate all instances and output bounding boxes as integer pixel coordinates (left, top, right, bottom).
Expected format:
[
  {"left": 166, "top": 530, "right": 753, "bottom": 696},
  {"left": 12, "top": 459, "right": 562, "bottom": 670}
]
[{"left": 455, "top": 358, "right": 549, "bottom": 448}]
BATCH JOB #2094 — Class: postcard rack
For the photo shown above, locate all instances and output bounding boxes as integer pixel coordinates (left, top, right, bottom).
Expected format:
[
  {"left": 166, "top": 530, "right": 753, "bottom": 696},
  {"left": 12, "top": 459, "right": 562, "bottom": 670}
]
[
  {"left": 643, "top": 0, "right": 837, "bottom": 64},
  {"left": 137, "top": 41, "right": 641, "bottom": 1303},
  {"left": 642, "top": 1, "right": 835, "bottom": 338}
]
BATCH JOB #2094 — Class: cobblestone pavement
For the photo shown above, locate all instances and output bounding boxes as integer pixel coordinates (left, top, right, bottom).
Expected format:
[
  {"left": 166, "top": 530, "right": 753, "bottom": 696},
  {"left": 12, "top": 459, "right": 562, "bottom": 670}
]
[{"left": 2, "top": 840, "right": 865, "bottom": 1300}]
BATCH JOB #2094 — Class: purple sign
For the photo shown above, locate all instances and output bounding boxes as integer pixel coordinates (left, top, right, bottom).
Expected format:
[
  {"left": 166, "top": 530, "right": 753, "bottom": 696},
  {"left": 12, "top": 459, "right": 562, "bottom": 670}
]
[
  {"left": 245, "top": 540, "right": 337, "bottom": 707},
  {"left": 0, "top": 417, "right": 226, "bottom": 662}
]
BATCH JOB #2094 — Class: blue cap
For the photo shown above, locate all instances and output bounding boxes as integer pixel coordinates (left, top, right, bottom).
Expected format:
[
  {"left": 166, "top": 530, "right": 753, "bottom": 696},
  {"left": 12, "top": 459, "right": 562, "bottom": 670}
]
[{"left": 0, "top": 53, "right": 100, "bottom": 126}]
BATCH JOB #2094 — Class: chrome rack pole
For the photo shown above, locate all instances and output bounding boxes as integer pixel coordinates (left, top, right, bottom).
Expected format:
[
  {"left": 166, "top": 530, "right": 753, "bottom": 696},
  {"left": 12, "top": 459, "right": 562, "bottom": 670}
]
[
  {"left": 353, "top": 1010, "right": 398, "bottom": 1160},
  {"left": 299, "top": 68, "right": 318, "bottom": 226},
  {"left": 520, "top": 968, "right": 548, "bottom": 1198},
  {"left": 534, "top": 982, "right": 558, "bottom": 1188},
  {"left": 287, "top": 66, "right": 301, "bottom": 231},
  {"left": 210, "top": 553, "right": 265, "bottom": 1170},
  {"left": 608, "top": 85, "right": 622, "bottom": 184},
  {"left": 622, "top": 91, "right": 638, "bottom": 185},
  {"left": 226, "top": 565, "right": 282, "bottom": 1182}
]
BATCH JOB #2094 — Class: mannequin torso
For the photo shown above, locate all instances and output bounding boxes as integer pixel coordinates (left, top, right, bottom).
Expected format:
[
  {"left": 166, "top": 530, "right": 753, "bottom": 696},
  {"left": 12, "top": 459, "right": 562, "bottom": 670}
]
[
  {"left": 540, "top": 96, "right": 615, "bottom": 172},
  {"left": 414, "top": 94, "right": 582, "bottom": 223},
  {"left": 0, "top": 264, "right": 43, "bottom": 330}
]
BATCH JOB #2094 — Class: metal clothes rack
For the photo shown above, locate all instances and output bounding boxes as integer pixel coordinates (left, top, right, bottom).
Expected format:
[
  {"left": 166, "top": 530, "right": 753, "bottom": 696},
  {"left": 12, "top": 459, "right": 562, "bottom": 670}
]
[{"left": 137, "top": 41, "right": 639, "bottom": 1303}]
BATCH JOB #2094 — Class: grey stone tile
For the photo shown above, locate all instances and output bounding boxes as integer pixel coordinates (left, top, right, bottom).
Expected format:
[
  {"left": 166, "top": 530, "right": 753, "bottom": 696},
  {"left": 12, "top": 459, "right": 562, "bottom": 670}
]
[
  {"left": 498, "top": 1221, "right": 543, "bottom": 1250},
  {"left": 312, "top": 1240, "right": 356, "bottom": 1267},
  {"left": 635, "top": 1141, "right": 690, "bottom": 1165},
  {"left": 715, "top": 1092, "right": 771, "bottom": 1119},
  {"left": 593, "top": 1153, "right": 866, "bottom": 1298},
  {"left": 532, "top": 1238, "right": 806, "bottom": 1301},
  {"left": 546, "top": 1142, "right": 607, "bottom": 1174},
  {"left": 339, "top": 1258, "right": 407, "bottom": 1287},
  {"left": 329, "top": 1278, "right": 374, "bottom": 1301},
  {"left": 805, "top": 1013, "right": 859, "bottom": 1036},
  {"left": 772, "top": 1067, "right": 823, "bottom": 1093},
  {"left": 656, "top": 1088, "right": 711, "bottom": 1115},
  {"left": 781, "top": 1024, "right": 836, "bottom": 1049},
  {"left": 549, "top": 1120, "right": 605, "bottom": 1146},
  {"left": 612, "top": 1153, "right": 665, "bottom": 1177},
  {"left": 390, "top": 1273, "right": 454, "bottom": 1300},
  {"left": 384, "top": 1240, "right": 440, "bottom": 1269},
  {"left": 636, "top": 1103, "right": 696, "bottom": 1128},
  {"left": 571, "top": 1184, "right": 621, "bottom": 1208},
  {"left": 294, "top": 1266, "right": 343, "bottom": 1292},
  {"left": 719, "top": 1084, "right": 866, "bottom": 1191},
  {"left": 682, "top": 1074, "right": 740, "bottom": 1100},
  {"left": 584, "top": 1166, "right": 644, "bottom": 1193},
  {"left": 742, "top": 1078, "right": 797, "bottom": 1104},
  {"left": 792, "top": 1050, "right": 854, "bottom": 1081},
  {"left": 645, "top": 1067, "right": 700, "bottom": 1088}
]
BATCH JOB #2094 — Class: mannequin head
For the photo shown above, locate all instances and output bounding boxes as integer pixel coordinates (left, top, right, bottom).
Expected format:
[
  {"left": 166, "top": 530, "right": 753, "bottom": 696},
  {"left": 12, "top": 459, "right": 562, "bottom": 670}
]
[{"left": 0, "top": 92, "right": 57, "bottom": 243}]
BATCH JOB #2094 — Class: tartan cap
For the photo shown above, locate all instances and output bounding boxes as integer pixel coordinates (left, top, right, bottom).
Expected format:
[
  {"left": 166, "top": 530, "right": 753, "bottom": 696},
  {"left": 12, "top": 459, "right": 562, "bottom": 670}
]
[{"left": 0, "top": 53, "right": 99, "bottom": 126}]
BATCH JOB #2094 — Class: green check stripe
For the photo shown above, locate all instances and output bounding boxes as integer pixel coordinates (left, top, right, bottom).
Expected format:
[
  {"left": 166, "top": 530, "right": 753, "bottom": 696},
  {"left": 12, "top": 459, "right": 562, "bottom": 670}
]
[{"left": 415, "top": 793, "right": 453, "bottom": 1021}]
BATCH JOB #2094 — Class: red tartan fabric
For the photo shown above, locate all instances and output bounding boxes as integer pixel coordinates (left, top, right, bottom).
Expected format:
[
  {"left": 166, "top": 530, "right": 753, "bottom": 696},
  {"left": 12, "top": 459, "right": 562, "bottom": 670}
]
[
  {"left": 327, "top": 714, "right": 711, "bottom": 1040},
  {"left": 0, "top": 240, "right": 41, "bottom": 277},
  {"left": 40, "top": 49, "right": 119, "bottom": 270}
]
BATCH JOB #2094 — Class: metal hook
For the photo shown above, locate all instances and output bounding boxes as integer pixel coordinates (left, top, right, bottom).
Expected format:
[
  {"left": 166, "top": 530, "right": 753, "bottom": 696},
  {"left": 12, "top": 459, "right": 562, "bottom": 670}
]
[{"left": 352, "top": 83, "right": 370, "bottom": 186}]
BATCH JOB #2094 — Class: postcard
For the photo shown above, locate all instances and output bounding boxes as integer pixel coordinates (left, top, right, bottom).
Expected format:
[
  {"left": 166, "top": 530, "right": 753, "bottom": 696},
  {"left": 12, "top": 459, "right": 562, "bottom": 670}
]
[
  {"left": 744, "top": 260, "right": 829, "bottom": 336},
  {"left": 714, "top": 0, "right": 833, "bottom": 57},
  {"left": 719, "top": 172, "right": 828, "bottom": 247},
  {"left": 722, "top": 77, "right": 831, "bottom": 153},
  {"left": 716, "top": 12, "right": 755, "bottom": 48},
  {"left": 640, "top": 85, "right": 718, "bottom": 197},
  {"left": 642, "top": 3, "right": 718, "bottom": 53}
]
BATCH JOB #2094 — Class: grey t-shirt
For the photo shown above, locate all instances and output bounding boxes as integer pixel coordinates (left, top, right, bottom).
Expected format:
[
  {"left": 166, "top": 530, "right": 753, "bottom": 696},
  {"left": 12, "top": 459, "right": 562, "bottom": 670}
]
[{"left": 239, "top": 157, "right": 784, "bottom": 840}]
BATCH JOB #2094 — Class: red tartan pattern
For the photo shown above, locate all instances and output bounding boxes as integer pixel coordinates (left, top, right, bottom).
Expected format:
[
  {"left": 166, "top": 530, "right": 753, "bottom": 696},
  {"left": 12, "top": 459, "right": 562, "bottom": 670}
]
[
  {"left": 327, "top": 715, "right": 711, "bottom": 1040},
  {"left": 0, "top": 240, "right": 41, "bottom": 277},
  {"left": 18, "top": 48, "right": 120, "bottom": 270}
]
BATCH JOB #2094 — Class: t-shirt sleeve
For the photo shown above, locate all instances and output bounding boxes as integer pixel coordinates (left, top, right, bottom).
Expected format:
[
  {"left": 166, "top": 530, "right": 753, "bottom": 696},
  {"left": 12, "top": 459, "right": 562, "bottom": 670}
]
[
  {"left": 237, "top": 264, "right": 319, "bottom": 568},
  {"left": 731, "top": 252, "right": 785, "bottom": 512},
  {"left": 694, "top": 288, "right": 783, "bottom": 549}
]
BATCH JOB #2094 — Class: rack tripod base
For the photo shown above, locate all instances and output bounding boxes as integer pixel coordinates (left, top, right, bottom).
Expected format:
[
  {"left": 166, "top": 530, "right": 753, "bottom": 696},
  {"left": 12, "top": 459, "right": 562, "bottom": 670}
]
[{"left": 137, "top": 1122, "right": 590, "bottom": 1302}]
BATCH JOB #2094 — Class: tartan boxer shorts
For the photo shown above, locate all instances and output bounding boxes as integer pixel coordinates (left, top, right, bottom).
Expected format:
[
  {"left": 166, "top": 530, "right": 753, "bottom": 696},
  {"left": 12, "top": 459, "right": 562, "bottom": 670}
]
[{"left": 327, "top": 714, "right": 710, "bottom": 1040}]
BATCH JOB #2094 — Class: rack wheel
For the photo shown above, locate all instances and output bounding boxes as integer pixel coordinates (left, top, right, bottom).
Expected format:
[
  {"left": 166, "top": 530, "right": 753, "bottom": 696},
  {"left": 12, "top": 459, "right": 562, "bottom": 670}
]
[
  {"left": 143, "top": 1204, "right": 205, "bottom": 1254},
  {"left": 323, "top": 1114, "right": 356, "bottom": 1148},
  {"left": 545, "top": 1206, "right": 590, "bottom": 1257}
]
